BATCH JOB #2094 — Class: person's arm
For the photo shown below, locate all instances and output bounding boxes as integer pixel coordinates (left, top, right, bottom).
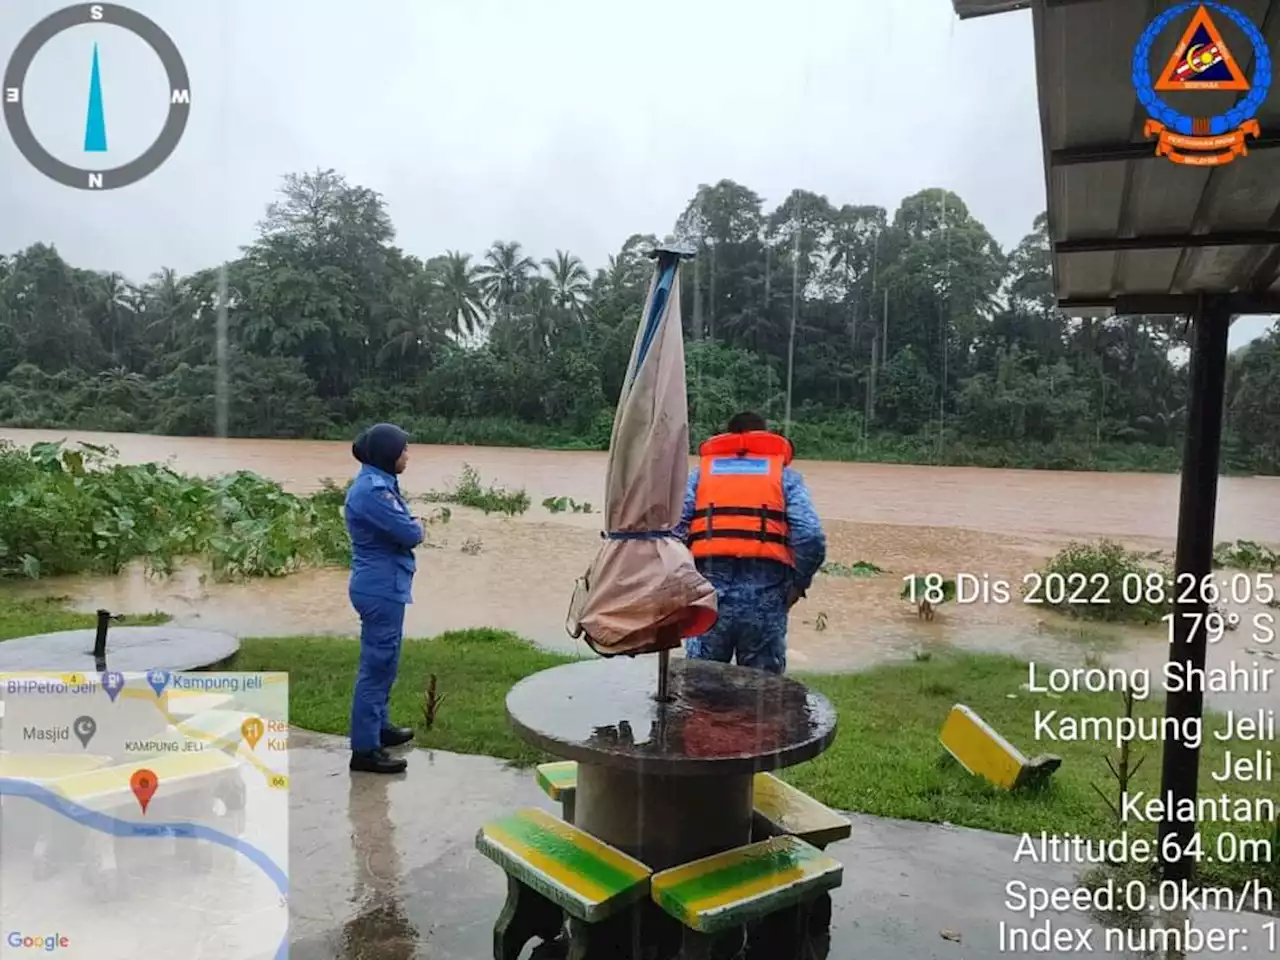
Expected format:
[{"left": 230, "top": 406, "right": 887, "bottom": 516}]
[
  {"left": 673, "top": 467, "right": 699, "bottom": 542},
  {"left": 353, "top": 487, "right": 425, "bottom": 548},
  {"left": 783, "top": 467, "right": 826, "bottom": 593}
]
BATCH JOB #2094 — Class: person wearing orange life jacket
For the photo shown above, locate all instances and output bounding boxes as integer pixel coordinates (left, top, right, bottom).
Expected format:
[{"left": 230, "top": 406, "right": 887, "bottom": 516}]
[{"left": 674, "top": 411, "right": 827, "bottom": 674}]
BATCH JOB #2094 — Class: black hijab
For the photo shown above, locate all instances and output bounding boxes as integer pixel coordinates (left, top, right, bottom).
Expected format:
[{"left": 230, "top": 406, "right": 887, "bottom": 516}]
[{"left": 352, "top": 423, "right": 409, "bottom": 475}]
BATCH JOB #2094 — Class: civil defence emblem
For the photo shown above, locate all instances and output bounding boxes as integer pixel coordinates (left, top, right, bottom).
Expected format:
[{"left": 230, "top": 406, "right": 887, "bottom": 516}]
[{"left": 1132, "top": 1, "right": 1271, "bottom": 166}]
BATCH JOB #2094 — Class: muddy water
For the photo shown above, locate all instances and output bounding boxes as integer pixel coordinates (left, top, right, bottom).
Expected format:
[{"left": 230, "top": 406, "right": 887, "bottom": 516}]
[{"left": 3, "top": 428, "right": 1279, "bottom": 708}]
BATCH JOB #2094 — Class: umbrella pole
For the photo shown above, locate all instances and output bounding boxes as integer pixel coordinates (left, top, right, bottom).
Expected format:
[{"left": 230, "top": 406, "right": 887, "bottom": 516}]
[{"left": 657, "top": 648, "right": 671, "bottom": 702}]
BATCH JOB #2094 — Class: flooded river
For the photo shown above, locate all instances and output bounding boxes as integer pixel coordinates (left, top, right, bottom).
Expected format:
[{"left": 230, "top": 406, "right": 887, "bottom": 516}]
[{"left": 3, "top": 428, "right": 1278, "bottom": 707}]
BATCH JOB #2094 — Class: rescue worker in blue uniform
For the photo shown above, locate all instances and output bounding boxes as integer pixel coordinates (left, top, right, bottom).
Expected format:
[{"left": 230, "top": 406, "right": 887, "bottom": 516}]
[
  {"left": 675, "top": 411, "right": 826, "bottom": 674},
  {"left": 345, "top": 423, "right": 425, "bottom": 774}
]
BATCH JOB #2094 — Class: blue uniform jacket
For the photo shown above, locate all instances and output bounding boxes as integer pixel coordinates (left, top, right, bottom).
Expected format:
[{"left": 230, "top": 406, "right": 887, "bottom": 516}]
[
  {"left": 345, "top": 464, "right": 424, "bottom": 604},
  {"left": 674, "top": 464, "right": 827, "bottom": 591}
]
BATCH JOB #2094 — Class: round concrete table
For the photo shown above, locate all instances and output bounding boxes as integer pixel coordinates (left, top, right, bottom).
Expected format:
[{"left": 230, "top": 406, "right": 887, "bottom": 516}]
[
  {"left": 0, "top": 627, "right": 239, "bottom": 673},
  {"left": 507, "top": 656, "right": 838, "bottom": 871}
]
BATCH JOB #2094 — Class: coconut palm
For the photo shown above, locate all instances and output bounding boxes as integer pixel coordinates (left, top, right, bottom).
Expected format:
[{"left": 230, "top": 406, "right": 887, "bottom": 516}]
[
  {"left": 436, "top": 250, "right": 485, "bottom": 340},
  {"left": 542, "top": 249, "right": 590, "bottom": 321},
  {"left": 478, "top": 241, "right": 536, "bottom": 324}
]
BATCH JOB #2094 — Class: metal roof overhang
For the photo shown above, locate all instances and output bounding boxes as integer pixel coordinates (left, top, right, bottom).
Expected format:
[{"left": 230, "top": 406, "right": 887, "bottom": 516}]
[
  {"left": 956, "top": 0, "right": 1277, "bottom": 891},
  {"left": 955, "top": 0, "right": 1280, "bottom": 316}
]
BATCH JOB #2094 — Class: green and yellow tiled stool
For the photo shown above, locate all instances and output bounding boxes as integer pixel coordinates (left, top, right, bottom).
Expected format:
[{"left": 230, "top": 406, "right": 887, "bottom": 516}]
[
  {"left": 535, "top": 760, "right": 579, "bottom": 823},
  {"left": 534, "top": 761, "right": 853, "bottom": 850},
  {"left": 651, "top": 834, "right": 843, "bottom": 959},
  {"left": 475, "top": 807, "right": 652, "bottom": 960}
]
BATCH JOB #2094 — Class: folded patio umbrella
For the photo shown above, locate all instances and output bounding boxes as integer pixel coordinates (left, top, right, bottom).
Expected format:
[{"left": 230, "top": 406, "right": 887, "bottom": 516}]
[{"left": 566, "top": 245, "right": 717, "bottom": 656}]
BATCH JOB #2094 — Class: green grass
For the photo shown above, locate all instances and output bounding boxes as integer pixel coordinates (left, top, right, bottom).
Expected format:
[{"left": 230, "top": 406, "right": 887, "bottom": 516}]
[
  {"left": 230, "top": 630, "right": 575, "bottom": 765},
  {"left": 794, "top": 655, "right": 1276, "bottom": 892},
  {"left": 0, "top": 595, "right": 1272, "bottom": 892},
  {"left": 0, "top": 596, "right": 169, "bottom": 638}
]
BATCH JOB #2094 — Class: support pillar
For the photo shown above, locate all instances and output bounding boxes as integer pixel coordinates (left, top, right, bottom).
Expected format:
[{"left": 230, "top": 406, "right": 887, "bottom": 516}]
[{"left": 1157, "top": 299, "right": 1231, "bottom": 884}]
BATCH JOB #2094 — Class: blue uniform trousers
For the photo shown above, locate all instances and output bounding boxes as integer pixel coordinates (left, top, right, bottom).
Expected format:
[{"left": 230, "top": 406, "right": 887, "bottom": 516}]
[
  {"left": 685, "top": 566, "right": 789, "bottom": 675},
  {"left": 349, "top": 590, "right": 406, "bottom": 752}
]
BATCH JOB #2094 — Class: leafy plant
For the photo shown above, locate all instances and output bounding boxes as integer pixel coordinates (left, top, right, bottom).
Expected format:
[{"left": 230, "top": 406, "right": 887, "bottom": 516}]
[
  {"left": 1213, "top": 539, "right": 1280, "bottom": 571},
  {"left": 1029, "top": 540, "right": 1169, "bottom": 623},
  {"left": 821, "top": 560, "right": 884, "bottom": 577},
  {"left": 541, "top": 495, "right": 592, "bottom": 514},
  {"left": 1091, "top": 686, "right": 1147, "bottom": 823},
  {"left": 422, "top": 464, "right": 530, "bottom": 516},
  {"left": 0, "top": 440, "right": 350, "bottom": 581},
  {"left": 899, "top": 575, "right": 957, "bottom": 603}
]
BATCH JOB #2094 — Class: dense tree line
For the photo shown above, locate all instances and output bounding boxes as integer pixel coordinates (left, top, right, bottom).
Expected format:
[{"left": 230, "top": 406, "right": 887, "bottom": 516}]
[{"left": 2, "top": 169, "right": 1279, "bottom": 472}]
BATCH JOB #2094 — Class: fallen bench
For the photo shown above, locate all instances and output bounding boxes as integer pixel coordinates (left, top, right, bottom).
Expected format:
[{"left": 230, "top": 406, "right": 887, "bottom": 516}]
[
  {"left": 939, "top": 703, "right": 1061, "bottom": 790},
  {"left": 651, "top": 834, "right": 843, "bottom": 958},
  {"left": 475, "top": 807, "right": 652, "bottom": 960},
  {"left": 535, "top": 761, "right": 851, "bottom": 849}
]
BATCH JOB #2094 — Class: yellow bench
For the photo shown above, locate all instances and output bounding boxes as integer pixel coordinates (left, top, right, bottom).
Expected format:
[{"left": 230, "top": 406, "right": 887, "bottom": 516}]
[
  {"left": 535, "top": 762, "right": 851, "bottom": 849},
  {"left": 475, "top": 807, "right": 652, "bottom": 960},
  {"left": 173, "top": 709, "right": 262, "bottom": 753},
  {"left": 0, "top": 752, "right": 114, "bottom": 782},
  {"left": 162, "top": 690, "right": 236, "bottom": 718},
  {"left": 939, "top": 703, "right": 1061, "bottom": 790},
  {"left": 651, "top": 835, "right": 842, "bottom": 955},
  {"left": 752, "top": 772, "right": 852, "bottom": 850},
  {"left": 49, "top": 747, "right": 239, "bottom": 808}
]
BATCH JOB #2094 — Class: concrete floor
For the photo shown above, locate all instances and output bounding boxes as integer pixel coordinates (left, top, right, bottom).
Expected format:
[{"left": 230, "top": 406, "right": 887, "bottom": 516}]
[{"left": 287, "top": 731, "right": 1273, "bottom": 960}]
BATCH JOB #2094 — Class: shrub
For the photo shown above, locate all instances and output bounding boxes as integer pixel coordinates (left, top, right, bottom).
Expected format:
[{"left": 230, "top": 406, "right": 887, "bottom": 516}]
[
  {"left": 1029, "top": 540, "right": 1170, "bottom": 623},
  {"left": 0, "top": 440, "right": 349, "bottom": 580}
]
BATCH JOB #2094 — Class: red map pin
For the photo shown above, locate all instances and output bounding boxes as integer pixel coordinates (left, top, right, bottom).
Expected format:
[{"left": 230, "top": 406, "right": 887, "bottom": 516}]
[{"left": 130, "top": 769, "right": 158, "bottom": 814}]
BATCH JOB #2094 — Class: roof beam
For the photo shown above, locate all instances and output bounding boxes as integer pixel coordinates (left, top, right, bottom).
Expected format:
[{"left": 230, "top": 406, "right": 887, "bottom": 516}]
[
  {"left": 953, "top": 1, "right": 1031, "bottom": 20},
  {"left": 1055, "top": 231, "right": 1280, "bottom": 254},
  {"left": 1059, "top": 292, "right": 1280, "bottom": 315},
  {"left": 954, "top": 0, "right": 1101, "bottom": 17},
  {"left": 1053, "top": 137, "right": 1280, "bottom": 166}
]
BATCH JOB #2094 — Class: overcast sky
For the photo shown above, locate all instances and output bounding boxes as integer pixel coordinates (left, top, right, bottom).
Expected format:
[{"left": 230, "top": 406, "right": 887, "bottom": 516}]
[{"left": 0, "top": 0, "right": 1272, "bottom": 347}]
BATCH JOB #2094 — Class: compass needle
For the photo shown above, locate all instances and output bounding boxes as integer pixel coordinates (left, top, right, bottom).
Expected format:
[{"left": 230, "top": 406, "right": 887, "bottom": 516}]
[{"left": 84, "top": 41, "right": 106, "bottom": 152}]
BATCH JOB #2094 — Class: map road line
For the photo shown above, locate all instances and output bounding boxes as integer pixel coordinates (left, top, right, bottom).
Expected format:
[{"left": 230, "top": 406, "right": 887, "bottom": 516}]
[{"left": 0, "top": 777, "right": 287, "bottom": 960}]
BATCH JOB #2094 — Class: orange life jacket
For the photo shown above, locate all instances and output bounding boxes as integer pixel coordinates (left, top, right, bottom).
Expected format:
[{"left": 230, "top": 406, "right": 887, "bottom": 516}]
[{"left": 688, "top": 431, "right": 795, "bottom": 567}]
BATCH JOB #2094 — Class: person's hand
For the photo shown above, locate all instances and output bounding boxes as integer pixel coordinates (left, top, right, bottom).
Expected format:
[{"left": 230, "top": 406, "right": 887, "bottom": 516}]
[{"left": 787, "top": 586, "right": 805, "bottom": 609}]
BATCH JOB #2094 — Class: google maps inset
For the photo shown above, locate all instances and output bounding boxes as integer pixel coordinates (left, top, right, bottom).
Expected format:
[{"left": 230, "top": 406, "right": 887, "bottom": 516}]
[{"left": 0, "top": 671, "right": 289, "bottom": 959}]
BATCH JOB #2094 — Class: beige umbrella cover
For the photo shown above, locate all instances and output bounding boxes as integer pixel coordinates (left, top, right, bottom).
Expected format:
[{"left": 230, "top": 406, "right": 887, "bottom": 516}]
[{"left": 566, "top": 257, "right": 717, "bottom": 655}]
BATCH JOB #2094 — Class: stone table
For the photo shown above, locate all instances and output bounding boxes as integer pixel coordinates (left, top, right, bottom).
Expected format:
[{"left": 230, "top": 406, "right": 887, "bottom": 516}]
[
  {"left": 506, "top": 656, "right": 838, "bottom": 872},
  {"left": 0, "top": 626, "right": 239, "bottom": 674}
]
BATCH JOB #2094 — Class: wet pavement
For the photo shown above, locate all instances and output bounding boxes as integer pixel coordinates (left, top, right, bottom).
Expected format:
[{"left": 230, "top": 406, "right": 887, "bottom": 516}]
[{"left": 287, "top": 730, "right": 1273, "bottom": 959}]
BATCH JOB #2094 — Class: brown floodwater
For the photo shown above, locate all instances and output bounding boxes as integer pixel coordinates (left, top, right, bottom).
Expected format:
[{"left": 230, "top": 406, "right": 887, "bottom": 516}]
[{"left": 3, "top": 427, "right": 1278, "bottom": 708}]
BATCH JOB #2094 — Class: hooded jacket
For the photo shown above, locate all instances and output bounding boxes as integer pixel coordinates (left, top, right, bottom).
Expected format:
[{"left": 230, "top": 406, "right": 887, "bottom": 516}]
[{"left": 345, "top": 424, "right": 424, "bottom": 603}]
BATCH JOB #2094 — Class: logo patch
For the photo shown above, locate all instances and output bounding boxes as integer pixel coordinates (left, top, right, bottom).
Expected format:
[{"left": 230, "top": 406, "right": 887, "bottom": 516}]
[{"left": 709, "top": 457, "right": 770, "bottom": 476}]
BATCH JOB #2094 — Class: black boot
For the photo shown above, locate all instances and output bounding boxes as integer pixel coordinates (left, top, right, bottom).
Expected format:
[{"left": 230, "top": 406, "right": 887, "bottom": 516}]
[
  {"left": 350, "top": 748, "right": 407, "bottom": 774},
  {"left": 380, "top": 725, "right": 415, "bottom": 748}
]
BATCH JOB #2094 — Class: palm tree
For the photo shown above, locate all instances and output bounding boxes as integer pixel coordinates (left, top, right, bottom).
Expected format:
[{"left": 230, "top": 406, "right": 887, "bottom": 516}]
[
  {"left": 542, "top": 250, "right": 590, "bottom": 321},
  {"left": 92, "top": 271, "right": 138, "bottom": 365},
  {"left": 142, "top": 267, "right": 189, "bottom": 356},
  {"left": 436, "top": 251, "right": 485, "bottom": 340},
  {"left": 478, "top": 241, "right": 536, "bottom": 325},
  {"left": 378, "top": 270, "right": 449, "bottom": 369}
]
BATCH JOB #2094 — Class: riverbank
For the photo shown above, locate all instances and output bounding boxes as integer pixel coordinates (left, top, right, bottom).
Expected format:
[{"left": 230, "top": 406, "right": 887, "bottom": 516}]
[
  {"left": 0, "top": 596, "right": 1273, "bottom": 894},
  {"left": 3, "top": 411, "right": 1191, "bottom": 472},
  {"left": 317, "top": 414, "right": 1190, "bottom": 474}
]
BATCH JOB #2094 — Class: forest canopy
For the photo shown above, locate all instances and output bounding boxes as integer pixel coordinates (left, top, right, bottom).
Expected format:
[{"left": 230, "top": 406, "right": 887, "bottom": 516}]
[{"left": 3, "top": 168, "right": 1279, "bottom": 473}]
